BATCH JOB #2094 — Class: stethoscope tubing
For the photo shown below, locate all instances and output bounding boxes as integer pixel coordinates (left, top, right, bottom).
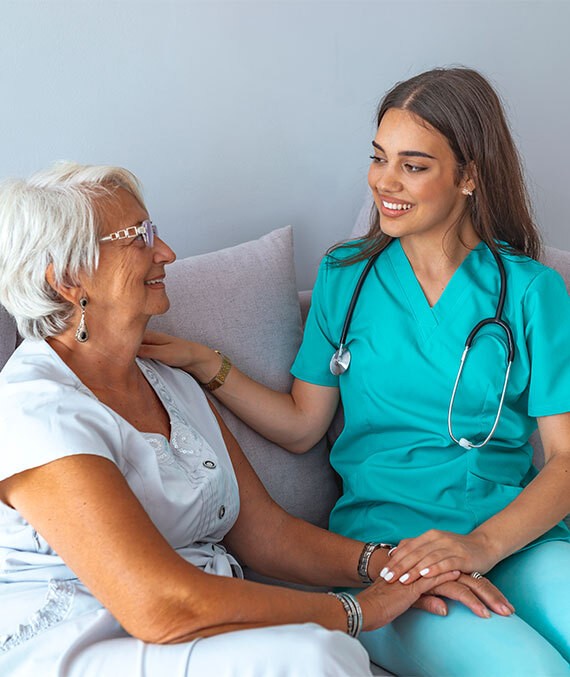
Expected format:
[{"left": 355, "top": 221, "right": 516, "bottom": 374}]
[
  {"left": 329, "top": 240, "right": 515, "bottom": 449},
  {"left": 336, "top": 251, "right": 382, "bottom": 355}
]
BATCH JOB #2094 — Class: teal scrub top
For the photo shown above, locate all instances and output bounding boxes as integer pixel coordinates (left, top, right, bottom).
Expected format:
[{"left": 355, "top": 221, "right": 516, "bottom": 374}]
[{"left": 291, "top": 239, "right": 570, "bottom": 547}]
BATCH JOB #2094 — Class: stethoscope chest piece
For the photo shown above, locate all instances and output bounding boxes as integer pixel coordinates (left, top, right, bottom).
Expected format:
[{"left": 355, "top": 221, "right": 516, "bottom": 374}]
[{"left": 330, "top": 346, "right": 351, "bottom": 375}]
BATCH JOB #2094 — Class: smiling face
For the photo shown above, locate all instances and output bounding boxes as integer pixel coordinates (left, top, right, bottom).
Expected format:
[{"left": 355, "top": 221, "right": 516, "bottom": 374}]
[
  {"left": 82, "top": 187, "right": 176, "bottom": 327},
  {"left": 368, "top": 108, "right": 474, "bottom": 244}
]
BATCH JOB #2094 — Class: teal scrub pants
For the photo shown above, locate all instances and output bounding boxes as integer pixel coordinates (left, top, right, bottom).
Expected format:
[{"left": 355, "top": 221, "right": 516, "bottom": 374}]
[{"left": 359, "top": 541, "right": 570, "bottom": 676}]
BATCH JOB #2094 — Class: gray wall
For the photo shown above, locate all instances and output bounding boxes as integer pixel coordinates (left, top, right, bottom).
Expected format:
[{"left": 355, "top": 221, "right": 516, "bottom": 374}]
[{"left": 1, "top": 0, "right": 568, "bottom": 289}]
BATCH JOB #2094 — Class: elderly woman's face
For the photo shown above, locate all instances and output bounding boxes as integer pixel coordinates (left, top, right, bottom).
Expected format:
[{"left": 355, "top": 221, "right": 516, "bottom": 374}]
[{"left": 84, "top": 188, "right": 176, "bottom": 325}]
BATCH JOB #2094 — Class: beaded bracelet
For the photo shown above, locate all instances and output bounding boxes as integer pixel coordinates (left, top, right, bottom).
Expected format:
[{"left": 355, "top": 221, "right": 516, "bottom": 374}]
[{"left": 328, "top": 591, "right": 363, "bottom": 638}]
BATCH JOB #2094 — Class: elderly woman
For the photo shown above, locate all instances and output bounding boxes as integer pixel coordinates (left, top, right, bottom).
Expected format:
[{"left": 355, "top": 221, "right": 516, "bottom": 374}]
[{"left": 0, "top": 163, "right": 510, "bottom": 677}]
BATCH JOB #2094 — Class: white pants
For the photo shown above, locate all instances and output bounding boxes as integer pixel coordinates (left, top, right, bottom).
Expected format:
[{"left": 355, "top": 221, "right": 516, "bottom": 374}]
[
  {"left": 0, "top": 580, "right": 372, "bottom": 677},
  {"left": 61, "top": 619, "right": 371, "bottom": 677}
]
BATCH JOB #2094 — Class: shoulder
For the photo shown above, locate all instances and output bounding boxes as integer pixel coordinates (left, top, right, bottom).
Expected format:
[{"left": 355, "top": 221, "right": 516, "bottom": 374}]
[
  {"left": 0, "top": 342, "right": 123, "bottom": 481},
  {"left": 0, "top": 339, "right": 80, "bottom": 387},
  {"left": 503, "top": 254, "right": 568, "bottom": 296},
  {"left": 495, "top": 249, "right": 567, "bottom": 300},
  {"left": 0, "top": 340, "right": 116, "bottom": 421},
  {"left": 316, "top": 239, "right": 372, "bottom": 287},
  {"left": 323, "top": 239, "right": 367, "bottom": 267}
]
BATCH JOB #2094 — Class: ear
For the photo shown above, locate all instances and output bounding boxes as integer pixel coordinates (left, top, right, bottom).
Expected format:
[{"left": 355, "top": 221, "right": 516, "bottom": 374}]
[
  {"left": 45, "top": 263, "right": 84, "bottom": 305},
  {"left": 461, "top": 162, "right": 477, "bottom": 193}
]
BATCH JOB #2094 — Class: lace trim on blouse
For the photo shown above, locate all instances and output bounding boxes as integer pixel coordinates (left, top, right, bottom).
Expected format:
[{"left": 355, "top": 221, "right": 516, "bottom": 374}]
[
  {"left": 138, "top": 360, "right": 216, "bottom": 460},
  {"left": 0, "top": 579, "right": 75, "bottom": 653}
]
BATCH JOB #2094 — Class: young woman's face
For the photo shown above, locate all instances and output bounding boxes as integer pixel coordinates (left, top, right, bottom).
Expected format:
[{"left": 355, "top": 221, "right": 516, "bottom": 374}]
[{"left": 368, "top": 108, "right": 472, "bottom": 242}]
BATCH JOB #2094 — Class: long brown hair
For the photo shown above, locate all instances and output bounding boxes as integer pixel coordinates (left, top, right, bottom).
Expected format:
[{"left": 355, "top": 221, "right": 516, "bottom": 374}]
[{"left": 333, "top": 67, "right": 542, "bottom": 265}]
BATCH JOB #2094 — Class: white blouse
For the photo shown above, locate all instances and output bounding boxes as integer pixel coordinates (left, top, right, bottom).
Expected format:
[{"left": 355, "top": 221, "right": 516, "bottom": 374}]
[{"left": 0, "top": 339, "right": 241, "bottom": 657}]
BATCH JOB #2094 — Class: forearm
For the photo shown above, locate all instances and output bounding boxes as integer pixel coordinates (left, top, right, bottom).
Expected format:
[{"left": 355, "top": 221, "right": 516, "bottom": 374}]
[
  {"left": 147, "top": 568, "right": 349, "bottom": 644},
  {"left": 186, "top": 344, "right": 333, "bottom": 452},
  {"left": 226, "top": 506, "right": 390, "bottom": 588},
  {"left": 472, "top": 454, "right": 570, "bottom": 562},
  {"left": 211, "top": 366, "right": 315, "bottom": 452},
  {"left": 157, "top": 560, "right": 464, "bottom": 644}
]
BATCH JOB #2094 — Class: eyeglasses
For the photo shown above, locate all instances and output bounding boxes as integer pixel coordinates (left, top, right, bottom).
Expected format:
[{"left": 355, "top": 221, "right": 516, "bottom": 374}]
[{"left": 100, "top": 220, "right": 158, "bottom": 248}]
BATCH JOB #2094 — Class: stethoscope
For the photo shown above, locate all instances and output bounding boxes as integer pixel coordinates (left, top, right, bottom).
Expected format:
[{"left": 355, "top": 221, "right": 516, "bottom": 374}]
[{"left": 329, "top": 241, "right": 515, "bottom": 450}]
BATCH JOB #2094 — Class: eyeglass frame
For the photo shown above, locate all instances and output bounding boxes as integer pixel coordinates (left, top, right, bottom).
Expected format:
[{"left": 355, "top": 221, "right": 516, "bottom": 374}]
[{"left": 99, "top": 220, "right": 158, "bottom": 248}]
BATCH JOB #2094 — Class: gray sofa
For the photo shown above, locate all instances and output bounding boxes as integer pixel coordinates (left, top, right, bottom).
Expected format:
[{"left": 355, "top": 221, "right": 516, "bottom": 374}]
[{"left": 0, "top": 225, "right": 568, "bottom": 676}]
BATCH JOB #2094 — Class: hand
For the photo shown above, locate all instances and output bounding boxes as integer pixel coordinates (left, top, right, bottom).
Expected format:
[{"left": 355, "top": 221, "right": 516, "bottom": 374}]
[
  {"left": 139, "top": 330, "right": 212, "bottom": 374},
  {"left": 413, "top": 572, "right": 514, "bottom": 619},
  {"left": 357, "top": 570, "right": 461, "bottom": 631},
  {"left": 379, "top": 530, "right": 499, "bottom": 586},
  {"left": 139, "top": 330, "right": 194, "bottom": 368}
]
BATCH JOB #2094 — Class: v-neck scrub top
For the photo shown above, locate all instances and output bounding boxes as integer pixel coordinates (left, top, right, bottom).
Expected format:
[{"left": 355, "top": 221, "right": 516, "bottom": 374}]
[{"left": 291, "top": 239, "right": 570, "bottom": 547}]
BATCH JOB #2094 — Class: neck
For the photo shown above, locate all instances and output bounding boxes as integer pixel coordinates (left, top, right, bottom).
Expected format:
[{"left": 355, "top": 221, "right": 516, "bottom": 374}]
[
  {"left": 400, "top": 222, "right": 480, "bottom": 278},
  {"left": 47, "top": 321, "right": 147, "bottom": 392}
]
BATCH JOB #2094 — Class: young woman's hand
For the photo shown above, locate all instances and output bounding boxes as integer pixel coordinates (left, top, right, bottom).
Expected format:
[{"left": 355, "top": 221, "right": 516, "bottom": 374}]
[
  {"left": 139, "top": 331, "right": 219, "bottom": 383},
  {"left": 378, "top": 530, "right": 500, "bottom": 586},
  {"left": 139, "top": 330, "right": 195, "bottom": 368}
]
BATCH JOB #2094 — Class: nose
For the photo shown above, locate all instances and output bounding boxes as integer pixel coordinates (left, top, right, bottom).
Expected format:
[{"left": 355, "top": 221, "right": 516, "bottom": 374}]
[
  {"left": 368, "top": 163, "right": 403, "bottom": 194},
  {"left": 153, "top": 235, "right": 177, "bottom": 265}
]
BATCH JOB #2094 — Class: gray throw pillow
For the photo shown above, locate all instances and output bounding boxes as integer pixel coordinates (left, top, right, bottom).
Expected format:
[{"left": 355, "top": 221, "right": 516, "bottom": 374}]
[
  {"left": 0, "top": 305, "right": 18, "bottom": 372},
  {"left": 149, "top": 226, "right": 340, "bottom": 528}
]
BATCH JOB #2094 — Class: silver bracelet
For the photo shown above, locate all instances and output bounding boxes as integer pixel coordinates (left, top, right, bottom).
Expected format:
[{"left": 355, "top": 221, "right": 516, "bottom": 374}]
[
  {"left": 328, "top": 591, "right": 363, "bottom": 638},
  {"left": 357, "top": 542, "right": 396, "bottom": 584}
]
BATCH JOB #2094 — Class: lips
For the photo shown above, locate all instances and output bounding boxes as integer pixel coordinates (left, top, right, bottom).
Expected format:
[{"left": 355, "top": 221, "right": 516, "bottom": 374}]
[
  {"left": 379, "top": 196, "right": 414, "bottom": 218},
  {"left": 382, "top": 200, "right": 412, "bottom": 211},
  {"left": 144, "top": 276, "right": 165, "bottom": 286}
]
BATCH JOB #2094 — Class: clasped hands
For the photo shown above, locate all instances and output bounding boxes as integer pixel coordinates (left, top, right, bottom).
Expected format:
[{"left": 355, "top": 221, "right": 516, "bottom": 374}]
[{"left": 374, "top": 529, "right": 514, "bottom": 618}]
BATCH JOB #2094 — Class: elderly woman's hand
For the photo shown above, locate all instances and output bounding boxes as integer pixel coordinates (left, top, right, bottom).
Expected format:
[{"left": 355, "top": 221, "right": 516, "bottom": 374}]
[
  {"left": 412, "top": 572, "right": 514, "bottom": 618},
  {"left": 356, "top": 570, "right": 461, "bottom": 630}
]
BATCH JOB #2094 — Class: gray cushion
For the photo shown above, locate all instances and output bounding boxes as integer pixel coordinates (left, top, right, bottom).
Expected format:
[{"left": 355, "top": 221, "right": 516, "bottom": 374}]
[
  {"left": 150, "top": 225, "right": 340, "bottom": 528},
  {"left": 543, "top": 246, "right": 570, "bottom": 292},
  {"left": 0, "top": 305, "right": 17, "bottom": 372}
]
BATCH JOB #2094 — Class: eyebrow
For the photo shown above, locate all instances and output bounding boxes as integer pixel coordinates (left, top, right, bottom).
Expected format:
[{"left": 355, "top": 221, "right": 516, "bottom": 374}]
[{"left": 372, "top": 141, "right": 436, "bottom": 160}]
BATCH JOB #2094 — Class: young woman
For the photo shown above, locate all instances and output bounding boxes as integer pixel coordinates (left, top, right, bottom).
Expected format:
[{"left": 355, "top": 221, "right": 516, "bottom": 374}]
[{"left": 142, "top": 68, "right": 570, "bottom": 675}]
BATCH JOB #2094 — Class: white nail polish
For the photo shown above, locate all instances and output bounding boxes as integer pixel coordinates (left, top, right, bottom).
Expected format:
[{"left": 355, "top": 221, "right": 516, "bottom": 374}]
[
  {"left": 385, "top": 571, "right": 394, "bottom": 581},
  {"left": 419, "top": 568, "right": 430, "bottom": 576},
  {"left": 380, "top": 567, "right": 388, "bottom": 579},
  {"left": 399, "top": 573, "right": 410, "bottom": 583}
]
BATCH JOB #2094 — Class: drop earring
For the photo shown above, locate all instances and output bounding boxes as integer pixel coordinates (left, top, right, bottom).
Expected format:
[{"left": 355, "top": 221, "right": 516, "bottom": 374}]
[{"left": 75, "top": 297, "right": 89, "bottom": 343}]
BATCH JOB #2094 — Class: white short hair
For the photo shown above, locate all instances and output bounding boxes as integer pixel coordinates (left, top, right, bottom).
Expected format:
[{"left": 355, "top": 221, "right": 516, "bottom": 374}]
[{"left": 0, "top": 161, "right": 146, "bottom": 339}]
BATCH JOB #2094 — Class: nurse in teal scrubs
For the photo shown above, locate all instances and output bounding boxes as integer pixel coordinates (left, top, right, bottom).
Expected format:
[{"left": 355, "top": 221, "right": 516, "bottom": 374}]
[{"left": 143, "top": 68, "right": 570, "bottom": 675}]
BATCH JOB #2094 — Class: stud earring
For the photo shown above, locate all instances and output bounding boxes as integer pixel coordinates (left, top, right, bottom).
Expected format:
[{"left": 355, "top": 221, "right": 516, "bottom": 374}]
[
  {"left": 75, "top": 297, "right": 89, "bottom": 343},
  {"left": 462, "top": 187, "right": 473, "bottom": 197}
]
